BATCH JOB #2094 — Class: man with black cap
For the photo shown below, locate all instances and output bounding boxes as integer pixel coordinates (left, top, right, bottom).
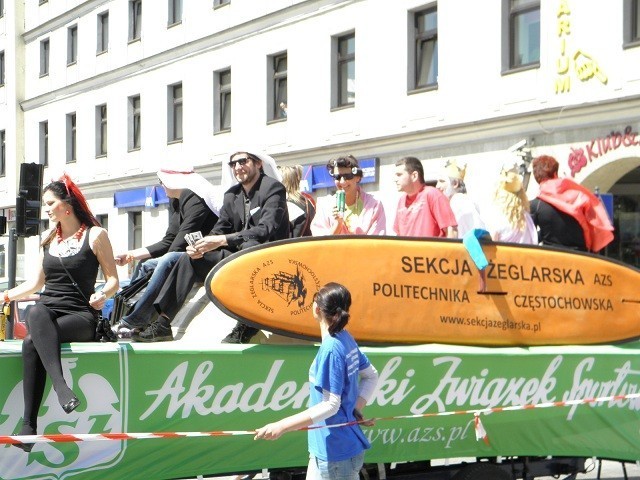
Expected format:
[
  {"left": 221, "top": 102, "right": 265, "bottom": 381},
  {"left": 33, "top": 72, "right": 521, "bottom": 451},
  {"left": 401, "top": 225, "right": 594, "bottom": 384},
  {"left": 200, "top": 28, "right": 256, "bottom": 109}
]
[{"left": 133, "top": 150, "right": 289, "bottom": 343}]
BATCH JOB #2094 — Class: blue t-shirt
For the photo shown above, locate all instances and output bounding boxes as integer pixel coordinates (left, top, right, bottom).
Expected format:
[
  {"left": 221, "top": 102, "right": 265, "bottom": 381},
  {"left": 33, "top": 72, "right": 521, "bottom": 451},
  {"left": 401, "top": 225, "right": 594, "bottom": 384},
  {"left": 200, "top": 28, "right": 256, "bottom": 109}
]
[{"left": 307, "top": 330, "right": 372, "bottom": 461}]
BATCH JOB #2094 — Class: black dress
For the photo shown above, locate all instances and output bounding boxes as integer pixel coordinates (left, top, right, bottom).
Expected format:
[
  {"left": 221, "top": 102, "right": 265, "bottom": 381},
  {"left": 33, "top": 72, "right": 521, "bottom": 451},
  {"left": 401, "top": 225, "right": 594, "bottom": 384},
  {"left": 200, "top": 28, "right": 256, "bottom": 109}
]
[{"left": 40, "top": 226, "right": 100, "bottom": 319}]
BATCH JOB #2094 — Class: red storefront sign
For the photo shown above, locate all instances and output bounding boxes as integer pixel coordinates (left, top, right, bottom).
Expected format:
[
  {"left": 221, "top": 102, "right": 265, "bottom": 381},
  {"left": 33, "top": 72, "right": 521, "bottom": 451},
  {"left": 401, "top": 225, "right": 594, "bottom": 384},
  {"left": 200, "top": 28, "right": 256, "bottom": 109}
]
[{"left": 568, "top": 126, "right": 639, "bottom": 177}]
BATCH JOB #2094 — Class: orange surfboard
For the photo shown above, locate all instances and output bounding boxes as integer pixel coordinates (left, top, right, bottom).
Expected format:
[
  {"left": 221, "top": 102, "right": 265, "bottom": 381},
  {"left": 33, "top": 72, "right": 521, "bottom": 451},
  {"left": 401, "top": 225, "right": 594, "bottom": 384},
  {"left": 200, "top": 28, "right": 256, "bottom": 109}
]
[{"left": 205, "top": 236, "right": 640, "bottom": 346}]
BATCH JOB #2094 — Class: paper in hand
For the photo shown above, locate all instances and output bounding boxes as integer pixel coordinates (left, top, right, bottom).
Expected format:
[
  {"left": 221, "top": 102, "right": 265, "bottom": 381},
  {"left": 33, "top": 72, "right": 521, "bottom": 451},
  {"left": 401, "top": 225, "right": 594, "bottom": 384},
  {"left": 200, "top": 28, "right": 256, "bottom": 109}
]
[{"left": 184, "top": 231, "right": 203, "bottom": 247}]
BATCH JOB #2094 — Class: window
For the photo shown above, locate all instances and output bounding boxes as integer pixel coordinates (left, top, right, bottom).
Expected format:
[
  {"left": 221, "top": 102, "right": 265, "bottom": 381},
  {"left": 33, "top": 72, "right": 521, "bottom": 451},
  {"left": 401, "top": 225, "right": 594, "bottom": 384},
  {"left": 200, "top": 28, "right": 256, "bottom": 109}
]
[
  {"left": 129, "top": 0, "right": 142, "bottom": 42},
  {"left": 128, "top": 95, "right": 141, "bottom": 150},
  {"left": 0, "top": 130, "right": 5, "bottom": 177},
  {"left": 268, "top": 53, "right": 287, "bottom": 121},
  {"left": 506, "top": 0, "right": 540, "bottom": 70},
  {"left": 411, "top": 7, "right": 438, "bottom": 90},
  {"left": 39, "top": 121, "right": 49, "bottom": 166},
  {"left": 96, "top": 104, "right": 107, "bottom": 156},
  {"left": 214, "top": 69, "right": 231, "bottom": 132},
  {"left": 67, "top": 25, "right": 78, "bottom": 65},
  {"left": 95, "top": 214, "right": 108, "bottom": 280},
  {"left": 0, "top": 51, "right": 4, "bottom": 87},
  {"left": 40, "top": 38, "right": 50, "bottom": 76},
  {"left": 97, "top": 214, "right": 108, "bottom": 232},
  {"left": 97, "top": 11, "right": 109, "bottom": 54},
  {"left": 168, "top": 0, "right": 182, "bottom": 26},
  {"left": 624, "top": 0, "right": 640, "bottom": 46},
  {"left": 334, "top": 33, "right": 355, "bottom": 108},
  {"left": 66, "top": 113, "right": 76, "bottom": 163},
  {"left": 214, "top": 0, "right": 230, "bottom": 7},
  {"left": 168, "top": 83, "right": 183, "bottom": 142},
  {"left": 130, "top": 212, "right": 143, "bottom": 251}
]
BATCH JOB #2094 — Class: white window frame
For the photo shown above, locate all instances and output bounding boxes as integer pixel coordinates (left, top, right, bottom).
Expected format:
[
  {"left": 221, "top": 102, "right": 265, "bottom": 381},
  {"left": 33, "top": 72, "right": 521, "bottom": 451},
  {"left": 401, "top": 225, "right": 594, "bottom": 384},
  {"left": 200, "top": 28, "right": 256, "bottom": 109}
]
[
  {"left": 214, "top": 69, "right": 231, "bottom": 133},
  {"left": 97, "top": 11, "right": 109, "bottom": 54},
  {"left": 130, "top": 211, "right": 143, "bottom": 251},
  {"left": 0, "top": 130, "right": 5, "bottom": 177},
  {"left": 67, "top": 25, "right": 78, "bottom": 65},
  {"left": 66, "top": 113, "right": 77, "bottom": 163},
  {"left": 128, "top": 95, "right": 141, "bottom": 151},
  {"left": 168, "top": 0, "right": 182, "bottom": 26},
  {"left": 129, "top": 0, "right": 142, "bottom": 42},
  {"left": 624, "top": 0, "right": 640, "bottom": 47},
  {"left": 96, "top": 104, "right": 108, "bottom": 157},
  {"left": 40, "top": 38, "right": 50, "bottom": 77},
  {"left": 0, "top": 51, "right": 4, "bottom": 87},
  {"left": 39, "top": 121, "right": 49, "bottom": 166},
  {"left": 267, "top": 52, "right": 287, "bottom": 122},
  {"left": 332, "top": 32, "right": 355, "bottom": 109},
  {"left": 409, "top": 5, "right": 438, "bottom": 92},
  {"left": 503, "top": 0, "right": 540, "bottom": 71},
  {"left": 167, "top": 83, "right": 183, "bottom": 142}
]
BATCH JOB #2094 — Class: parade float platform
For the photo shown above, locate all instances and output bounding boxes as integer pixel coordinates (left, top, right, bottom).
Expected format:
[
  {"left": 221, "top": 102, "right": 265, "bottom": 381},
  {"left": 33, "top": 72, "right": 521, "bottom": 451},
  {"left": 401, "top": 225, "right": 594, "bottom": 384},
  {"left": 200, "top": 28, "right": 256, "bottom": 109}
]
[
  {"left": 1, "top": 340, "right": 640, "bottom": 479},
  {"left": 1, "top": 237, "right": 639, "bottom": 479}
]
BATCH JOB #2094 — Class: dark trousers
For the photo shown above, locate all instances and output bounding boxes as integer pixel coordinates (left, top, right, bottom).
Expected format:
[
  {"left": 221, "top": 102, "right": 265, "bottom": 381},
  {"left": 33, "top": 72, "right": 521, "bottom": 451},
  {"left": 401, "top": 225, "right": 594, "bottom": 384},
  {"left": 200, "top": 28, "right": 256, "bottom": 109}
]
[
  {"left": 22, "top": 303, "right": 95, "bottom": 432},
  {"left": 154, "top": 248, "right": 235, "bottom": 319}
]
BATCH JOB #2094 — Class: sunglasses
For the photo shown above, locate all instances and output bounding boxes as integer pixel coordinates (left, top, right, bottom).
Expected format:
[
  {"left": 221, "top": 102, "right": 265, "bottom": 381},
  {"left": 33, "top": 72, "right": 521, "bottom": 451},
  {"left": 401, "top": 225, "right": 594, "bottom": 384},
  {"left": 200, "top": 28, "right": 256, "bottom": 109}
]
[
  {"left": 228, "top": 157, "right": 251, "bottom": 168},
  {"left": 332, "top": 173, "right": 356, "bottom": 182}
]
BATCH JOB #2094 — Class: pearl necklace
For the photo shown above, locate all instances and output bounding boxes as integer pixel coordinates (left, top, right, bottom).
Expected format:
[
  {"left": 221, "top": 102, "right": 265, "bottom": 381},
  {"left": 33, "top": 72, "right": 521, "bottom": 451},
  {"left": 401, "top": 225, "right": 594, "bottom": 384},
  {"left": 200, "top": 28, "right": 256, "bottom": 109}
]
[{"left": 56, "top": 223, "right": 87, "bottom": 244}]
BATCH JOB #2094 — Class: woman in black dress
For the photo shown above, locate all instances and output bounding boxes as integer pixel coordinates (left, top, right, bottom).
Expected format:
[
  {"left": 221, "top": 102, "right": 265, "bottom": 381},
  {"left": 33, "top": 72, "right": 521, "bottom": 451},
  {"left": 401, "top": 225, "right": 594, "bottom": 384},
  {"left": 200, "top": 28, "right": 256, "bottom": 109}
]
[{"left": 4, "top": 174, "right": 119, "bottom": 452}]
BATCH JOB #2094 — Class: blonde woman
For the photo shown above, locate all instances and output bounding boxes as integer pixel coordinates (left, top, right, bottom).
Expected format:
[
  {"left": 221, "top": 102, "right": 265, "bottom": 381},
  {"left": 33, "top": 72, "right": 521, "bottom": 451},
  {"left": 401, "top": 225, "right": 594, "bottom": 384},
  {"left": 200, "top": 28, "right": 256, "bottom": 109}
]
[
  {"left": 485, "top": 163, "right": 538, "bottom": 244},
  {"left": 279, "top": 165, "right": 316, "bottom": 237}
]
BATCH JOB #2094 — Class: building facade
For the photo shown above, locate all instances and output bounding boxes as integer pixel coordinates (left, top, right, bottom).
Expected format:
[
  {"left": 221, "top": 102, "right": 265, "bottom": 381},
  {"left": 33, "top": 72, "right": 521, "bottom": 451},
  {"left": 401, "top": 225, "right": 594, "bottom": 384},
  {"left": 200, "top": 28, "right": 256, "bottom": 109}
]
[{"left": 1, "top": 0, "right": 639, "bottom": 279}]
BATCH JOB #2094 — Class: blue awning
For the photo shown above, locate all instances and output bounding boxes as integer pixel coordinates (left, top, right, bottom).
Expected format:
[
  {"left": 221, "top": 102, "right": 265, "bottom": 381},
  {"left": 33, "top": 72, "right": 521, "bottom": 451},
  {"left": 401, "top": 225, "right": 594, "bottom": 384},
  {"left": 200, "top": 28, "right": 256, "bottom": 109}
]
[{"left": 113, "top": 186, "right": 169, "bottom": 208}]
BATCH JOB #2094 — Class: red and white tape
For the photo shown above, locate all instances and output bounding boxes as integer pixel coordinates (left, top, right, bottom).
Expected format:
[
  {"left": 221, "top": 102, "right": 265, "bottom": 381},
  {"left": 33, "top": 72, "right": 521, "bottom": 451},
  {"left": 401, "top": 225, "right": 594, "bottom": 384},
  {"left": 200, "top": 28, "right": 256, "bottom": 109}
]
[{"left": 2, "top": 392, "right": 638, "bottom": 447}]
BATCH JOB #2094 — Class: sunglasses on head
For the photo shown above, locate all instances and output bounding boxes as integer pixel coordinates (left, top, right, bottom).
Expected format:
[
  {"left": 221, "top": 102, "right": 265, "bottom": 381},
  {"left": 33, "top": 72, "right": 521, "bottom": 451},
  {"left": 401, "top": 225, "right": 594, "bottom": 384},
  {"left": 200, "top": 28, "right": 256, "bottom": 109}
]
[
  {"left": 332, "top": 173, "right": 356, "bottom": 181},
  {"left": 228, "top": 157, "right": 251, "bottom": 168}
]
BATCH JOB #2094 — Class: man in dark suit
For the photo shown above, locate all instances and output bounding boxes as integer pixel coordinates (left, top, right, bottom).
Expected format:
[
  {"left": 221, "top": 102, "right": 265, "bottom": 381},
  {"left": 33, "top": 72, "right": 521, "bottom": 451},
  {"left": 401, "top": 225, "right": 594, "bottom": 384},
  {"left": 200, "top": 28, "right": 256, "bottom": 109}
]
[
  {"left": 133, "top": 151, "right": 289, "bottom": 343},
  {"left": 113, "top": 167, "right": 220, "bottom": 338}
]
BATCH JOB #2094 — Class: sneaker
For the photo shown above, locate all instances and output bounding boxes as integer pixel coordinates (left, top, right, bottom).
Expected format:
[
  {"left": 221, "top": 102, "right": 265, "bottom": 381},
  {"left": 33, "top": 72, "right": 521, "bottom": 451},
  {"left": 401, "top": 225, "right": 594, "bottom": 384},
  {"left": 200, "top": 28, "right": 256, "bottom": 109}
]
[
  {"left": 221, "top": 323, "right": 259, "bottom": 344},
  {"left": 132, "top": 320, "right": 174, "bottom": 343},
  {"left": 113, "top": 323, "right": 140, "bottom": 340}
]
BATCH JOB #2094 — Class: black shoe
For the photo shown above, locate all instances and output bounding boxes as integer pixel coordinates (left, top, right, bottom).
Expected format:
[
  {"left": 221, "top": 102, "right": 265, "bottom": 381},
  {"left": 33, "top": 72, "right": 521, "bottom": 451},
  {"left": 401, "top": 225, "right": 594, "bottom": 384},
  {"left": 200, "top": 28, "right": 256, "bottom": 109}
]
[
  {"left": 13, "top": 425, "right": 36, "bottom": 452},
  {"left": 12, "top": 441, "right": 34, "bottom": 453},
  {"left": 132, "top": 320, "right": 174, "bottom": 343},
  {"left": 221, "top": 323, "right": 259, "bottom": 344},
  {"left": 62, "top": 397, "right": 81, "bottom": 414}
]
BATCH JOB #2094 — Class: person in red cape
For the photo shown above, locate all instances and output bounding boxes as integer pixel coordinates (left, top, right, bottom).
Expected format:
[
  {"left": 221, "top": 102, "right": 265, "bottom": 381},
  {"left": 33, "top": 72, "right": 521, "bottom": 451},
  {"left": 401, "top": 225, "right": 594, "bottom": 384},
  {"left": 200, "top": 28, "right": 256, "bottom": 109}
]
[{"left": 531, "top": 155, "right": 614, "bottom": 253}]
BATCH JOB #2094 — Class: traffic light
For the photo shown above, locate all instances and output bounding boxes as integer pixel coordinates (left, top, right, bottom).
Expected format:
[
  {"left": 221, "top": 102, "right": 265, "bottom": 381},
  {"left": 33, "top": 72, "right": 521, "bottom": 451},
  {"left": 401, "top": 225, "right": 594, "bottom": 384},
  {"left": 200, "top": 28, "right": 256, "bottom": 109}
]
[{"left": 16, "top": 163, "right": 45, "bottom": 238}]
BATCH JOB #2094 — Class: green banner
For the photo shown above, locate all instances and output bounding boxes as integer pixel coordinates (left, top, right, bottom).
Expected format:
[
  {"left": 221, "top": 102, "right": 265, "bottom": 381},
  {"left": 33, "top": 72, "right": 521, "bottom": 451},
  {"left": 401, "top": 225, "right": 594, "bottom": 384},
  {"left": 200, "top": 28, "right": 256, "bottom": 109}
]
[{"left": 1, "top": 340, "right": 639, "bottom": 479}]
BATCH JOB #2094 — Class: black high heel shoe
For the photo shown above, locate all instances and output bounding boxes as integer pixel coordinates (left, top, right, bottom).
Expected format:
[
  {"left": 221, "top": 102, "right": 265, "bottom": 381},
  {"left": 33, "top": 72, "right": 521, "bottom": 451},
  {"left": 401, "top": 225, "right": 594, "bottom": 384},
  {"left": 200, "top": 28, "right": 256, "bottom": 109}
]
[
  {"left": 62, "top": 397, "right": 81, "bottom": 414},
  {"left": 12, "top": 441, "right": 34, "bottom": 453},
  {"left": 12, "top": 425, "right": 36, "bottom": 452}
]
